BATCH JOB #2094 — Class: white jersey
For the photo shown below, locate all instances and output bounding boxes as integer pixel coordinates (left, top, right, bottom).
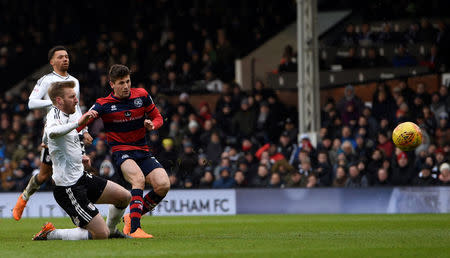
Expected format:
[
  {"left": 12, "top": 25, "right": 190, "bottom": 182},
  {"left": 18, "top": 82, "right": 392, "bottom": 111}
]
[
  {"left": 45, "top": 106, "right": 84, "bottom": 186},
  {"left": 29, "top": 71, "right": 85, "bottom": 143}
]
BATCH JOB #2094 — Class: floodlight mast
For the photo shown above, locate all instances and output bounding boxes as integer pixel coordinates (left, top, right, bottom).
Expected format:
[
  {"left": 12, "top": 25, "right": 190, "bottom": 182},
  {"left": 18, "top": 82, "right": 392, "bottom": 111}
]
[{"left": 297, "top": 0, "right": 320, "bottom": 145}]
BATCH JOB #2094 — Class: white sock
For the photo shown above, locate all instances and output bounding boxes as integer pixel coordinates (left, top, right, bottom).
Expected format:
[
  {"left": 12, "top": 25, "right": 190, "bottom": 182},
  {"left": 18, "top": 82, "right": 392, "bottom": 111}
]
[
  {"left": 47, "top": 228, "right": 89, "bottom": 240},
  {"left": 106, "top": 205, "right": 126, "bottom": 232}
]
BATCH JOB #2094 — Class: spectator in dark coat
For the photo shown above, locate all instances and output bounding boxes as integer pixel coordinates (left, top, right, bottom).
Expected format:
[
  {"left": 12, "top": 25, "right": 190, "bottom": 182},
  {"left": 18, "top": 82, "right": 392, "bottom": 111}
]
[
  {"left": 159, "top": 138, "right": 179, "bottom": 175},
  {"left": 278, "top": 45, "right": 297, "bottom": 73},
  {"left": 232, "top": 98, "right": 256, "bottom": 138},
  {"left": 268, "top": 173, "right": 283, "bottom": 188},
  {"left": 360, "top": 47, "right": 389, "bottom": 68},
  {"left": 186, "top": 120, "right": 202, "bottom": 150},
  {"left": 205, "top": 131, "right": 223, "bottom": 167},
  {"left": 413, "top": 165, "right": 438, "bottom": 186},
  {"left": 336, "top": 85, "right": 364, "bottom": 120},
  {"left": 277, "top": 131, "right": 296, "bottom": 162},
  {"left": 335, "top": 47, "right": 360, "bottom": 69},
  {"left": 234, "top": 170, "right": 248, "bottom": 188},
  {"left": 333, "top": 166, "right": 347, "bottom": 187},
  {"left": 391, "top": 151, "right": 415, "bottom": 186},
  {"left": 192, "top": 154, "right": 210, "bottom": 186},
  {"left": 336, "top": 24, "right": 358, "bottom": 47},
  {"left": 198, "top": 170, "right": 214, "bottom": 189},
  {"left": 254, "top": 101, "right": 277, "bottom": 142},
  {"left": 177, "top": 142, "right": 198, "bottom": 182},
  {"left": 373, "top": 167, "right": 391, "bottom": 186},
  {"left": 214, "top": 103, "right": 234, "bottom": 137},
  {"left": 251, "top": 165, "right": 270, "bottom": 187},
  {"left": 315, "top": 151, "right": 332, "bottom": 186},
  {"left": 372, "top": 90, "right": 396, "bottom": 122},
  {"left": 285, "top": 171, "right": 307, "bottom": 188},
  {"left": 199, "top": 119, "right": 214, "bottom": 148},
  {"left": 345, "top": 165, "right": 368, "bottom": 188},
  {"left": 212, "top": 167, "right": 235, "bottom": 188}
]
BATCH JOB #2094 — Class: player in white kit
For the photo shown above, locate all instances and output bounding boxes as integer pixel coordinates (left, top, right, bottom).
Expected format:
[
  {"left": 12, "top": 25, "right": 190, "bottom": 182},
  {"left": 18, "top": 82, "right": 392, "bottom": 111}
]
[
  {"left": 32, "top": 81, "right": 131, "bottom": 240},
  {"left": 13, "top": 46, "right": 92, "bottom": 220},
  {"left": 14, "top": 46, "right": 128, "bottom": 238}
]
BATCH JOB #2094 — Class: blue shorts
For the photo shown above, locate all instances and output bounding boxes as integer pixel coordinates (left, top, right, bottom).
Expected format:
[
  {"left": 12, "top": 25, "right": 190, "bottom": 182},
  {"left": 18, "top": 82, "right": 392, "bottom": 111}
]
[{"left": 112, "top": 150, "right": 163, "bottom": 177}]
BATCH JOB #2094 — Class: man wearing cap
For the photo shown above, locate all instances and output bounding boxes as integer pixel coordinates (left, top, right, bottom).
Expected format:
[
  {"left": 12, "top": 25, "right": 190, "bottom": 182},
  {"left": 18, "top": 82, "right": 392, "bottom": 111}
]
[
  {"left": 283, "top": 118, "right": 298, "bottom": 143},
  {"left": 178, "top": 92, "right": 196, "bottom": 115},
  {"left": 159, "top": 138, "right": 178, "bottom": 174},
  {"left": 336, "top": 84, "right": 364, "bottom": 121},
  {"left": 212, "top": 167, "right": 235, "bottom": 188},
  {"left": 277, "top": 131, "right": 296, "bottom": 162},
  {"left": 186, "top": 120, "right": 201, "bottom": 149},
  {"left": 438, "top": 163, "right": 450, "bottom": 185}
]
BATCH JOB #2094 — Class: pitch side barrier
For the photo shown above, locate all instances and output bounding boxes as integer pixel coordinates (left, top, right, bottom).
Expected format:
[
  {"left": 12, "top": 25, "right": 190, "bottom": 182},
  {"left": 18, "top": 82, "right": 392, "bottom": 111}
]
[{"left": 0, "top": 187, "right": 449, "bottom": 218}]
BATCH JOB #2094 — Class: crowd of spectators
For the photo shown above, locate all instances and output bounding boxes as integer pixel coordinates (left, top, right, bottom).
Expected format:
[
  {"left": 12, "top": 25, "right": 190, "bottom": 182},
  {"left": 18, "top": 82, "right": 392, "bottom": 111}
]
[
  {"left": 329, "top": 18, "right": 450, "bottom": 72},
  {"left": 0, "top": 0, "right": 296, "bottom": 94},
  {"left": 0, "top": 78, "right": 449, "bottom": 191},
  {"left": 0, "top": 1, "right": 449, "bottom": 191},
  {"left": 275, "top": 18, "right": 450, "bottom": 73}
]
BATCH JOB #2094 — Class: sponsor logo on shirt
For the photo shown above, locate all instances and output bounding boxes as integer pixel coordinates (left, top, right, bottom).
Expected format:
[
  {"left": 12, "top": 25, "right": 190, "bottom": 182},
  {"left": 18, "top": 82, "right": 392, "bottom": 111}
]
[
  {"left": 111, "top": 105, "right": 117, "bottom": 111},
  {"left": 112, "top": 114, "right": 143, "bottom": 123},
  {"left": 124, "top": 111, "right": 132, "bottom": 117}
]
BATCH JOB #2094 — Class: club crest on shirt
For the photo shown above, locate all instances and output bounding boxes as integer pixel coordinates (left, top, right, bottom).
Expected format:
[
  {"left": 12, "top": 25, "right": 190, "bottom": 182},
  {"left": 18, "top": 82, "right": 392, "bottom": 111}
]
[
  {"left": 124, "top": 111, "right": 132, "bottom": 117},
  {"left": 134, "top": 98, "right": 143, "bottom": 108}
]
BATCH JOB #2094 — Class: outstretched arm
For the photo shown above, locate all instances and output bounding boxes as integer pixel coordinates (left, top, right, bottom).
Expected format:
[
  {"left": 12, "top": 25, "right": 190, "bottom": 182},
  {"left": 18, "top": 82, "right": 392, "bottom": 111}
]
[
  {"left": 48, "top": 110, "right": 97, "bottom": 139},
  {"left": 28, "top": 98, "right": 53, "bottom": 109},
  {"left": 47, "top": 121, "right": 79, "bottom": 139}
]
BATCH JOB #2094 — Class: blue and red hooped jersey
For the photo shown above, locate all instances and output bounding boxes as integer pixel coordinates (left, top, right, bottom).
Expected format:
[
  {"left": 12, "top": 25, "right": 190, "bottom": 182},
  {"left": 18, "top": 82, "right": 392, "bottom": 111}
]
[{"left": 89, "top": 88, "right": 163, "bottom": 153}]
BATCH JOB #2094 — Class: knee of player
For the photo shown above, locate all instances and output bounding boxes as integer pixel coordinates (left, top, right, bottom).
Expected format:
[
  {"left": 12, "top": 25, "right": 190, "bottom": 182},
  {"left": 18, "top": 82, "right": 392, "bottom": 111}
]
[
  {"left": 155, "top": 180, "right": 170, "bottom": 196},
  {"left": 93, "top": 228, "right": 110, "bottom": 240},
  {"left": 120, "top": 191, "right": 132, "bottom": 207},
  {"left": 131, "top": 176, "right": 146, "bottom": 189},
  {"left": 124, "top": 191, "right": 132, "bottom": 203}
]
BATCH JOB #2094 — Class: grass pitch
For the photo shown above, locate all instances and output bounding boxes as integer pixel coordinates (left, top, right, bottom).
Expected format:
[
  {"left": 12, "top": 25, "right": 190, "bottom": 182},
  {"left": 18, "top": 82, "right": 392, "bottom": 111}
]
[{"left": 0, "top": 214, "right": 449, "bottom": 257}]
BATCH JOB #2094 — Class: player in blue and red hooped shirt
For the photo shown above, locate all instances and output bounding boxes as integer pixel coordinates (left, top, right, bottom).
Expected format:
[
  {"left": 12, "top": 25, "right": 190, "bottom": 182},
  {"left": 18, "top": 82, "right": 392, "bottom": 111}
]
[{"left": 84, "top": 65, "right": 170, "bottom": 238}]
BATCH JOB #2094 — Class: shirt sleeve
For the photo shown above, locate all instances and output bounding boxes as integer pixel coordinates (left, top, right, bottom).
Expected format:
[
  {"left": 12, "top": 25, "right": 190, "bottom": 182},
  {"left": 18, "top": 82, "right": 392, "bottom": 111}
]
[
  {"left": 148, "top": 105, "right": 163, "bottom": 130},
  {"left": 75, "top": 104, "right": 88, "bottom": 134},
  {"left": 88, "top": 101, "right": 103, "bottom": 112},
  {"left": 76, "top": 102, "right": 102, "bottom": 132},
  {"left": 28, "top": 76, "right": 52, "bottom": 109},
  {"left": 143, "top": 91, "right": 163, "bottom": 129},
  {"left": 46, "top": 110, "right": 78, "bottom": 139}
]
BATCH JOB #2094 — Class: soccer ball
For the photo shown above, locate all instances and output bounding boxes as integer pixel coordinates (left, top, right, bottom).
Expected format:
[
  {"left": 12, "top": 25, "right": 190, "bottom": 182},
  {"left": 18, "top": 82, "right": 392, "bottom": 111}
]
[{"left": 392, "top": 122, "right": 422, "bottom": 151}]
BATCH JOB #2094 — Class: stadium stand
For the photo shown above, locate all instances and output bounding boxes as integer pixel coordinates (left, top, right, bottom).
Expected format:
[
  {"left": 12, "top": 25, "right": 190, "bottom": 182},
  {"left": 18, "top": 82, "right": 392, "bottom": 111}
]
[{"left": 0, "top": 0, "right": 449, "bottom": 191}]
